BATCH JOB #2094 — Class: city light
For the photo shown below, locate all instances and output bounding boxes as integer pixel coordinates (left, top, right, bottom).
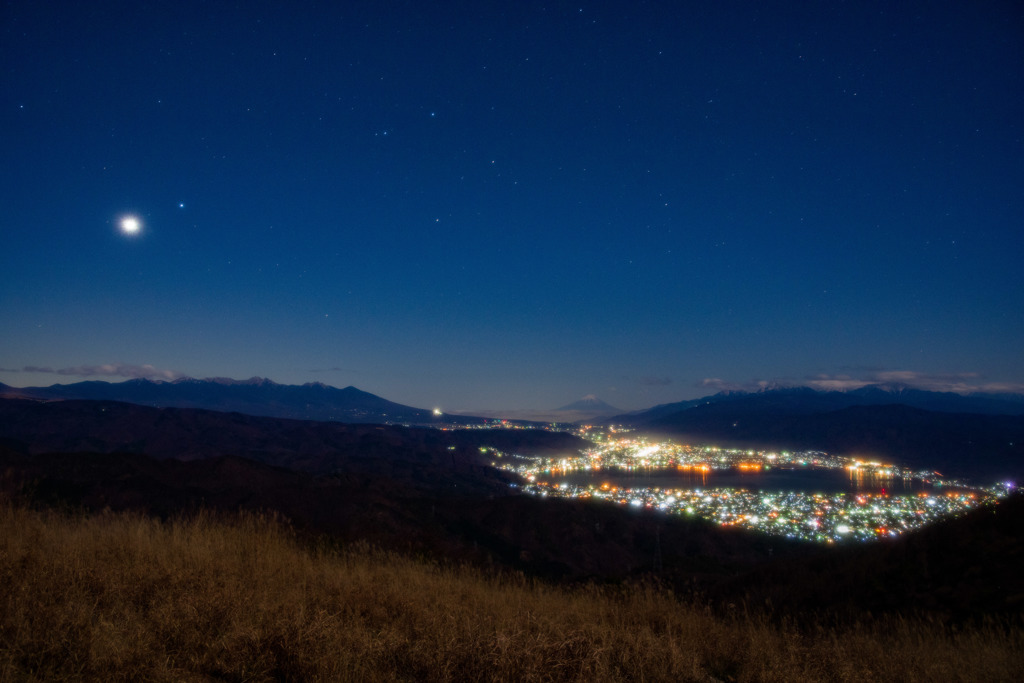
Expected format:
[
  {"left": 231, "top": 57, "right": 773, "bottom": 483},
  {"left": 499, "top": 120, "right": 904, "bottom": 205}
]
[{"left": 492, "top": 435, "right": 1009, "bottom": 543}]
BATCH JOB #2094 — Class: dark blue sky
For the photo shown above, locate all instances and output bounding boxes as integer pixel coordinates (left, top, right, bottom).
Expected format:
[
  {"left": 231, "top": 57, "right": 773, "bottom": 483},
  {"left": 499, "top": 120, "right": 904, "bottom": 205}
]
[{"left": 2, "top": 1, "right": 1022, "bottom": 412}]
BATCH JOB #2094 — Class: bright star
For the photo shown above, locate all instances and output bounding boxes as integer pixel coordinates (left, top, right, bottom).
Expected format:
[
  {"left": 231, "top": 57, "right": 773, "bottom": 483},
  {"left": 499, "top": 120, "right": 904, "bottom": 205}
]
[{"left": 119, "top": 215, "right": 141, "bottom": 235}]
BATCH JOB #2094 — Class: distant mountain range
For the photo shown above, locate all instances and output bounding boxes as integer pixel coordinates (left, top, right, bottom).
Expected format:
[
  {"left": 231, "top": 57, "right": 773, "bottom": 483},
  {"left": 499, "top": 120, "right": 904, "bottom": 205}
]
[
  {"left": 0, "top": 377, "right": 480, "bottom": 425},
  {"left": 3, "top": 378, "right": 1022, "bottom": 480},
  {"left": 0, "top": 377, "right": 630, "bottom": 425},
  {"left": 7, "top": 378, "right": 1020, "bottom": 428},
  {"left": 613, "top": 384, "right": 1024, "bottom": 424}
]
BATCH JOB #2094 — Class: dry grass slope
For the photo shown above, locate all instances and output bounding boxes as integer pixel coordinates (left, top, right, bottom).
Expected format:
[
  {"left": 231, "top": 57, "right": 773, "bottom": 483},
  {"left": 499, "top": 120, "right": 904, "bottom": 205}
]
[{"left": 1, "top": 501, "right": 1021, "bottom": 682}]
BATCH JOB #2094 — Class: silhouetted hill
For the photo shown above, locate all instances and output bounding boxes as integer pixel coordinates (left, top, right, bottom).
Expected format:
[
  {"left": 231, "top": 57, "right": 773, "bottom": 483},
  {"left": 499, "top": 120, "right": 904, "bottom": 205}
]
[
  {"left": 3, "top": 444, "right": 1021, "bottom": 623},
  {"left": 0, "top": 396, "right": 799, "bottom": 582},
  {"left": 0, "top": 445, "right": 798, "bottom": 582},
  {"left": 711, "top": 491, "right": 1024, "bottom": 622},
  {"left": 0, "top": 377, "right": 488, "bottom": 424},
  {"left": 4, "top": 394, "right": 1022, "bottom": 623},
  {"left": 616, "top": 385, "right": 1024, "bottom": 425},
  {"left": 0, "top": 398, "right": 584, "bottom": 493},
  {"left": 847, "top": 384, "right": 1024, "bottom": 414}
]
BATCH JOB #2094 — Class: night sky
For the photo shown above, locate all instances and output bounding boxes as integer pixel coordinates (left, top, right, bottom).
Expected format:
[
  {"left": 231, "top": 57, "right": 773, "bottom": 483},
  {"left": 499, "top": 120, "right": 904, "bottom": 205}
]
[{"left": 2, "top": 1, "right": 1022, "bottom": 412}]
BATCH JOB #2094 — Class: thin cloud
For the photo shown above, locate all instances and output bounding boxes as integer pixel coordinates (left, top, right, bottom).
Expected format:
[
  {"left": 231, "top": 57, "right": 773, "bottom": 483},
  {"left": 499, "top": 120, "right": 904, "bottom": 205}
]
[
  {"left": 698, "top": 378, "right": 772, "bottom": 393},
  {"left": 802, "top": 374, "right": 867, "bottom": 391},
  {"left": 698, "top": 378, "right": 736, "bottom": 392},
  {"left": 700, "top": 371, "right": 1024, "bottom": 395},
  {"left": 21, "top": 366, "right": 56, "bottom": 374},
  {"left": 802, "top": 370, "right": 1008, "bottom": 394},
  {"left": 639, "top": 375, "right": 672, "bottom": 386},
  {"left": 22, "top": 364, "right": 185, "bottom": 381}
]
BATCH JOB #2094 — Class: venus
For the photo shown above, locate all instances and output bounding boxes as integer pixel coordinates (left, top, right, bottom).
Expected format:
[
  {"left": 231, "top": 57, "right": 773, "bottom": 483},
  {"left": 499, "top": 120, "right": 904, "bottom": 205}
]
[{"left": 119, "top": 215, "right": 141, "bottom": 235}]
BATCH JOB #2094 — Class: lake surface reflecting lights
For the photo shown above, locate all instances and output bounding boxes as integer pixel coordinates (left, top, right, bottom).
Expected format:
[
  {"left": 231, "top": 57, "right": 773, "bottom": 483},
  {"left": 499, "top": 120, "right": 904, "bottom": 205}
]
[{"left": 552, "top": 466, "right": 938, "bottom": 494}]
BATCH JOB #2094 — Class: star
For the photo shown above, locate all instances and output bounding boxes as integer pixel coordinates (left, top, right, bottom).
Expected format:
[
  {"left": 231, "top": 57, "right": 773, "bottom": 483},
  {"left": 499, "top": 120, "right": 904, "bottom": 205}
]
[{"left": 119, "top": 215, "right": 142, "bottom": 235}]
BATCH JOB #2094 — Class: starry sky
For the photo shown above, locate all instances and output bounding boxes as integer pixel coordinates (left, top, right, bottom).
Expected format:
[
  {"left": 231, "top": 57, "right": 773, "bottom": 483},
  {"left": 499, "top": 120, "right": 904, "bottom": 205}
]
[{"left": 2, "top": 1, "right": 1022, "bottom": 412}]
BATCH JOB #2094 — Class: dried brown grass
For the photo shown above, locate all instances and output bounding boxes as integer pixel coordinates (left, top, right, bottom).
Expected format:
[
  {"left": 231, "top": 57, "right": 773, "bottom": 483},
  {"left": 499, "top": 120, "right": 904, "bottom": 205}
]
[{"left": 0, "top": 501, "right": 1020, "bottom": 682}]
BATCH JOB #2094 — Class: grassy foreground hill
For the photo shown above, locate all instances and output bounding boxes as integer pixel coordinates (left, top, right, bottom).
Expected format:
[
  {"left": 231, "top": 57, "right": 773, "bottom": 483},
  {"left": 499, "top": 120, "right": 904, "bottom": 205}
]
[{"left": 2, "top": 501, "right": 1021, "bottom": 682}]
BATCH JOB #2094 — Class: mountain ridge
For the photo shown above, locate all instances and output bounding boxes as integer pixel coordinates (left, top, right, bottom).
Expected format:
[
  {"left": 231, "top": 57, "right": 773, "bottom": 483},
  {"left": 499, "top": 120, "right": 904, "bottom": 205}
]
[
  {"left": 611, "top": 384, "right": 1024, "bottom": 424},
  {"left": 556, "top": 395, "right": 621, "bottom": 415},
  {"left": 0, "top": 377, "right": 476, "bottom": 425},
  {"left": 0, "top": 397, "right": 584, "bottom": 484}
]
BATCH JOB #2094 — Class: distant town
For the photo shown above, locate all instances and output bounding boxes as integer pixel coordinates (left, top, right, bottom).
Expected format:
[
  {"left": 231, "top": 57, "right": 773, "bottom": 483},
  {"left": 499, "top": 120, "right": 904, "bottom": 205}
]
[{"left": 485, "top": 430, "right": 1014, "bottom": 543}]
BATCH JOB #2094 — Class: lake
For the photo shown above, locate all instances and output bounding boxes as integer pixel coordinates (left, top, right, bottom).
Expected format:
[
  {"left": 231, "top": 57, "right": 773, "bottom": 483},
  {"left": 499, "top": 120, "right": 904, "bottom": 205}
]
[{"left": 551, "top": 466, "right": 938, "bottom": 494}]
